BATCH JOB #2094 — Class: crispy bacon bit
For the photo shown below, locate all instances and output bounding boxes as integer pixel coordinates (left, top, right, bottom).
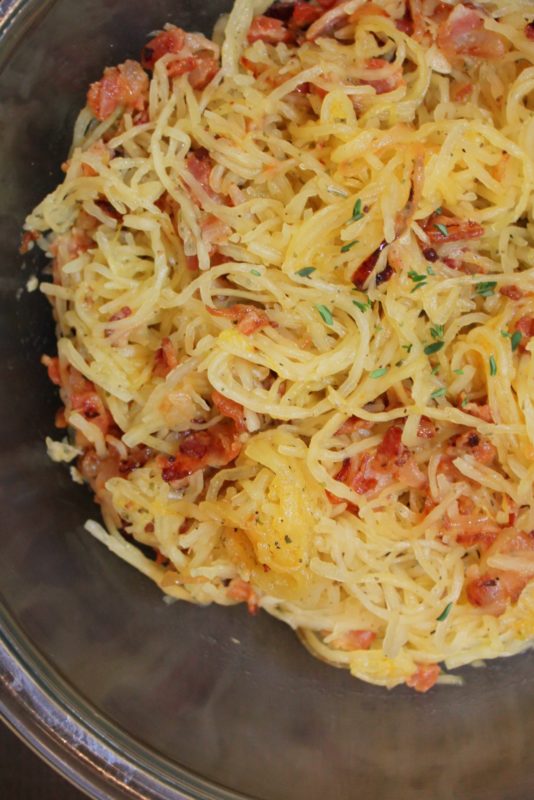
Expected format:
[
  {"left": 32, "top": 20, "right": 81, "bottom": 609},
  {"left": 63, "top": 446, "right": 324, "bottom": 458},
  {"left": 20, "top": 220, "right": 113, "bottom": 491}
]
[
  {"left": 159, "top": 420, "right": 242, "bottom": 482},
  {"left": 361, "top": 57, "right": 404, "bottom": 95},
  {"left": 142, "top": 27, "right": 219, "bottom": 88},
  {"left": 376, "top": 425, "right": 403, "bottom": 459},
  {"left": 186, "top": 148, "right": 215, "bottom": 197},
  {"left": 72, "top": 390, "right": 113, "bottom": 435},
  {"left": 329, "top": 423, "right": 426, "bottom": 503},
  {"left": 336, "top": 416, "right": 374, "bottom": 436},
  {"left": 227, "top": 578, "right": 258, "bottom": 614},
  {"left": 109, "top": 306, "right": 132, "bottom": 323},
  {"left": 467, "top": 575, "right": 506, "bottom": 615},
  {"left": 526, "top": 21, "right": 534, "bottom": 41},
  {"left": 87, "top": 60, "right": 149, "bottom": 121},
  {"left": 333, "top": 629, "right": 376, "bottom": 651},
  {"left": 437, "top": 4, "right": 507, "bottom": 61},
  {"left": 207, "top": 304, "right": 273, "bottom": 335},
  {"left": 457, "top": 529, "right": 498, "bottom": 552},
  {"left": 247, "top": 16, "right": 292, "bottom": 44},
  {"left": 453, "top": 430, "right": 496, "bottom": 465},
  {"left": 417, "top": 416, "right": 436, "bottom": 439},
  {"left": 351, "top": 241, "right": 387, "bottom": 289},
  {"left": 406, "top": 663, "right": 440, "bottom": 693},
  {"left": 515, "top": 316, "right": 534, "bottom": 350},
  {"left": 423, "top": 211, "right": 484, "bottom": 243},
  {"left": 153, "top": 337, "right": 178, "bottom": 378},
  {"left": 79, "top": 444, "right": 151, "bottom": 513},
  {"left": 212, "top": 390, "right": 247, "bottom": 433},
  {"left": 41, "top": 355, "right": 61, "bottom": 386},
  {"left": 264, "top": 2, "right": 296, "bottom": 23},
  {"left": 20, "top": 230, "right": 39, "bottom": 255},
  {"left": 291, "top": 2, "right": 323, "bottom": 29},
  {"left": 500, "top": 285, "right": 523, "bottom": 301}
]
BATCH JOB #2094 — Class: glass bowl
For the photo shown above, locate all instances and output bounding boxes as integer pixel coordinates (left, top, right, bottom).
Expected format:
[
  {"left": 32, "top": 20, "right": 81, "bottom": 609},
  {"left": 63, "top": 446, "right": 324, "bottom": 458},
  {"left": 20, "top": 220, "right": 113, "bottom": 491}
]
[{"left": 1, "top": 1, "right": 534, "bottom": 798}]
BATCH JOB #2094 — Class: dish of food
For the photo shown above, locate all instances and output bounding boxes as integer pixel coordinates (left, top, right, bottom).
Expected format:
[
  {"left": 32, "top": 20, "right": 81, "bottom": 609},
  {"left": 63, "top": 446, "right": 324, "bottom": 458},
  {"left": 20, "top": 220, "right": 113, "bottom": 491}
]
[{"left": 23, "top": 0, "right": 534, "bottom": 692}]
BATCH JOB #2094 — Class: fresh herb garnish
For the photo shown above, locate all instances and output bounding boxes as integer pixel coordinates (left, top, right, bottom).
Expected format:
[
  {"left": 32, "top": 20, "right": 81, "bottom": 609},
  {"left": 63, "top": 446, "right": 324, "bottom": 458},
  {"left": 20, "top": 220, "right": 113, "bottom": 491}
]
[
  {"left": 431, "top": 365, "right": 440, "bottom": 375},
  {"left": 427, "top": 264, "right": 435, "bottom": 276},
  {"left": 295, "top": 266, "right": 316, "bottom": 278},
  {"left": 434, "top": 222, "right": 449, "bottom": 237},
  {"left": 402, "top": 343, "right": 413, "bottom": 353},
  {"left": 353, "top": 298, "right": 372, "bottom": 313},
  {"left": 316, "top": 304, "right": 333, "bottom": 325},
  {"left": 424, "top": 341, "right": 445, "bottom": 355},
  {"left": 348, "top": 198, "right": 364, "bottom": 223},
  {"left": 430, "top": 324, "right": 444, "bottom": 340},
  {"left": 370, "top": 367, "right": 388, "bottom": 379},
  {"left": 489, "top": 354, "right": 497, "bottom": 376},
  {"left": 341, "top": 240, "right": 358, "bottom": 253},
  {"left": 461, "top": 396, "right": 469, "bottom": 408},
  {"left": 408, "top": 270, "right": 427, "bottom": 283},
  {"left": 453, "top": 368, "right": 464, "bottom": 375},
  {"left": 511, "top": 330, "right": 522, "bottom": 352},
  {"left": 501, "top": 329, "right": 511, "bottom": 338},
  {"left": 435, "top": 206, "right": 443, "bottom": 215},
  {"left": 436, "top": 602, "right": 453, "bottom": 622},
  {"left": 250, "top": 269, "right": 261, "bottom": 276},
  {"left": 475, "top": 281, "right": 497, "bottom": 297},
  {"left": 430, "top": 387, "right": 447, "bottom": 399}
]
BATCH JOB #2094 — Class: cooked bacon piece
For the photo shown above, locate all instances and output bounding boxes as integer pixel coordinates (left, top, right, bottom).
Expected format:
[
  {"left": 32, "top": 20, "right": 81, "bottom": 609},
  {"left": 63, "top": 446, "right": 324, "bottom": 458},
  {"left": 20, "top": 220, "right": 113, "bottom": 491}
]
[
  {"left": 333, "top": 629, "right": 376, "bottom": 651},
  {"left": 329, "top": 424, "right": 426, "bottom": 503},
  {"left": 264, "top": 2, "right": 296, "bottom": 23},
  {"left": 351, "top": 241, "right": 387, "bottom": 289},
  {"left": 79, "top": 444, "right": 151, "bottom": 512},
  {"left": 159, "top": 420, "right": 242, "bottom": 482},
  {"left": 227, "top": 578, "right": 258, "bottom": 614},
  {"left": 109, "top": 306, "right": 132, "bottom": 322},
  {"left": 406, "top": 663, "right": 440, "bottom": 693},
  {"left": 456, "top": 529, "right": 498, "bottom": 552},
  {"left": 331, "top": 453, "right": 378, "bottom": 499},
  {"left": 423, "top": 212, "right": 484, "bottom": 243},
  {"left": 87, "top": 60, "right": 148, "bottom": 121},
  {"left": 247, "top": 16, "right": 292, "bottom": 44},
  {"left": 142, "top": 27, "right": 219, "bottom": 88},
  {"left": 20, "top": 230, "right": 39, "bottom": 254},
  {"left": 208, "top": 304, "right": 273, "bottom": 335},
  {"left": 291, "top": 2, "right": 323, "bottom": 29},
  {"left": 467, "top": 574, "right": 508, "bottom": 616},
  {"left": 186, "top": 148, "right": 216, "bottom": 198},
  {"left": 515, "top": 316, "right": 534, "bottom": 351},
  {"left": 153, "top": 337, "right": 178, "bottom": 378},
  {"left": 361, "top": 58, "right": 404, "bottom": 95},
  {"left": 453, "top": 430, "right": 496, "bottom": 465},
  {"left": 467, "top": 532, "right": 534, "bottom": 615},
  {"left": 526, "top": 22, "right": 534, "bottom": 41},
  {"left": 212, "top": 390, "right": 247, "bottom": 433},
  {"left": 500, "top": 285, "right": 523, "bottom": 301},
  {"left": 417, "top": 416, "right": 436, "bottom": 439},
  {"left": 71, "top": 390, "right": 113, "bottom": 435},
  {"left": 41, "top": 355, "right": 61, "bottom": 386},
  {"left": 437, "top": 4, "right": 507, "bottom": 61},
  {"left": 336, "top": 416, "right": 374, "bottom": 436}
]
